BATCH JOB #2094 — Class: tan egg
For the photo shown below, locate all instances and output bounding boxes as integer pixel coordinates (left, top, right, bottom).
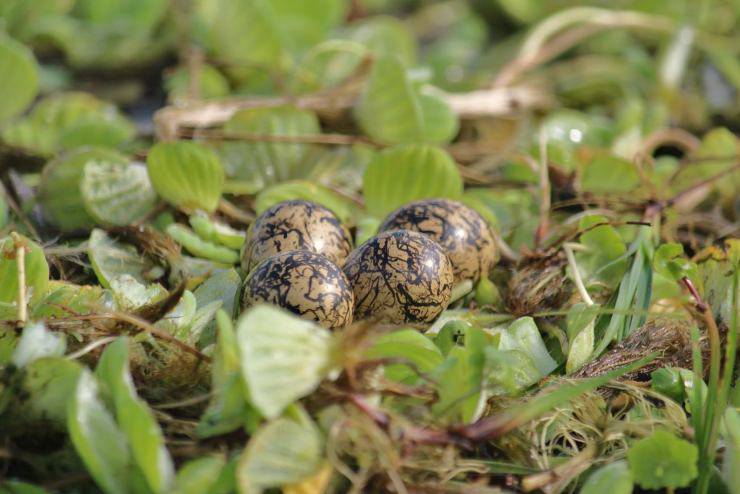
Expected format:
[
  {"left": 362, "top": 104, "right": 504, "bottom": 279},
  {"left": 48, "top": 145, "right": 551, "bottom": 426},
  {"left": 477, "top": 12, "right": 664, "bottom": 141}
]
[
  {"left": 379, "top": 199, "right": 497, "bottom": 283},
  {"left": 343, "top": 230, "right": 454, "bottom": 324},
  {"left": 242, "top": 251, "right": 354, "bottom": 329},
  {"left": 242, "top": 200, "right": 352, "bottom": 272}
]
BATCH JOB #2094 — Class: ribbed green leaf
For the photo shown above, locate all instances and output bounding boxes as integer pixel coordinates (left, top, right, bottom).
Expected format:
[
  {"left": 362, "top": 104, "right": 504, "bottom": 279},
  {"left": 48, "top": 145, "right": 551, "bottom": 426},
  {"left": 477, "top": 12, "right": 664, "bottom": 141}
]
[
  {"left": 363, "top": 143, "right": 463, "bottom": 217},
  {"left": 236, "top": 305, "right": 333, "bottom": 419},
  {"left": 67, "top": 370, "right": 130, "bottom": 494},
  {"left": 355, "top": 55, "right": 458, "bottom": 145},
  {"left": 236, "top": 417, "right": 322, "bottom": 493},
  {"left": 39, "top": 147, "right": 128, "bottom": 231},
  {"left": 0, "top": 33, "right": 38, "bottom": 123},
  {"left": 81, "top": 159, "right": 157, "bottom": 226},
  {"left": 147, "top": 141, "right": 224, "bottom": 213}
]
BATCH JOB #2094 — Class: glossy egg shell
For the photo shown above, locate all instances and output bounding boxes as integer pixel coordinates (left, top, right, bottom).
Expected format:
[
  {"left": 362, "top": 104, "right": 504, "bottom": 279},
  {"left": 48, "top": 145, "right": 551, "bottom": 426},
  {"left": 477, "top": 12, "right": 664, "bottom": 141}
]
[
  {"left": 242, "top": 200, "right": 352, "bottom": 272},
  {"left": 242, "top": 250, "right": 354, "bottom": 329},
  {"left": 379, "top": 199, "right": 497, "bottom": 282},
  {"left": 343, "top": 230, "right": 454, "bottom": 324}
]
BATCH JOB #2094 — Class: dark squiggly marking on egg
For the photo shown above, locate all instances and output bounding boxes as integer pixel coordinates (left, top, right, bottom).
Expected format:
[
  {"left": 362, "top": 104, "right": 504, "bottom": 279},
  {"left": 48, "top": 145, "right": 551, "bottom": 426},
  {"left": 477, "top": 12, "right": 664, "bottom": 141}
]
[
  {"left": 379, "top": 199, "right": 497, "bottom": 283},
  {"left": 242, "top": 200, "right": 352, "bottom": 272},
  {"left": 343, "top": 230, "right": 454, "bottom": 324},
  {"left": 242, "top": 250, "right": 354, "bottom": 329}
]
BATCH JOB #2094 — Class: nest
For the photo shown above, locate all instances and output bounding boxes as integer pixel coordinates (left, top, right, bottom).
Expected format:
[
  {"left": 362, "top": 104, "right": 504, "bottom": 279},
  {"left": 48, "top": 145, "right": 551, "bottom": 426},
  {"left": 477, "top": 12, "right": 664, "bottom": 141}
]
[
  {"left": 505, "top": 251, "right": 572, "bottom": 317},
  {"left": 574, "top": 318, "right": 701, "bottom": 380}
]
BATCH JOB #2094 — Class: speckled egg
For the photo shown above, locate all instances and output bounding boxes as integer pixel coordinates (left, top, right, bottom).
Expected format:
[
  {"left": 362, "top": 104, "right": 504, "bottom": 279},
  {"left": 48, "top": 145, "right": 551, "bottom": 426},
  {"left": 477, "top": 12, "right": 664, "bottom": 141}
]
[
  {"left": 343, "top": 230, "right": 454, "bottom": 324},
  {"left": 379, "top": 199, "right": 497, "bottom": 283},
  {"left": 242, "top": 251, "right": 354, "bottom": 329},
  {"left": 242, "top": 200, "right": 352, "bottom": 272}
]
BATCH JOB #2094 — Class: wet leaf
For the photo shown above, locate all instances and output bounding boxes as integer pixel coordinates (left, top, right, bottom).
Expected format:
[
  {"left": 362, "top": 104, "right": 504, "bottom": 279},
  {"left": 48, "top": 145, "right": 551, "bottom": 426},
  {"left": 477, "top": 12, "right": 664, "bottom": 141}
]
[{"left": 363, "top": 143, "right": 463, "bottom": 217}]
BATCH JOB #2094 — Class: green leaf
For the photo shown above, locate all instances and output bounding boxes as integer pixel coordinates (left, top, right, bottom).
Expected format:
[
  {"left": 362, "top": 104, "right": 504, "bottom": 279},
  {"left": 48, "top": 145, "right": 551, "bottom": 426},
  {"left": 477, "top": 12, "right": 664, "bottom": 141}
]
[
  {"left": 0, "top": 480, "right": 51, "bottom": 494},
  {"left": 366, "top": 329, "right": 444, "bottom": 383},
  {"left": 165, "top": 64, "right": 230, "bottom": 102},
  {"left": 11, "top": 322, "right": 66, "bottom": 368},
  {"left": 14, "top": 357, "right": 80, "bottom": 427},
  {"left": 363, "top": 143, "right": 463, "bottom": 218},
  {"left": 236, "top": 305, "right": 333, "bottom": 419},
  {"left": 236, "top": 417, "right": 323, "bottom": 493},
  {"left": 95, "top": 338, "right": 174, "bottom": 493},
  {"left": 0, "top": 33, "right": 39, "bottom": 123},
  {"left": 565, "top": 303, "right": 599, "bottom": 374},
  {"left": 580, "top": 155, "right": 640, "bottom": 194},
  {"left": 346, "top": 15, "right": 416, "bottom": 65},
  {"left": 174, "top": 456, "right": 226, "bottom": 494},
  {"left": 0, "top": 234, "right": 49, "bottom": 306},
  {"left": 581, "top": 460, "right": 632, "bottom": 494},
  {"left": 494, "top": 317, "right": 557, "bottom": 378},
  {"left": 2, "top": 92, "right": 135, "bottom": 155},
  {"left": 673, "top": 127, "right": 739, "bottom": 196},
  {"left": 355, "top": 55, "right": 458, "bottom": 145},
  {"left": 254, "top": 180, "right": 358, "bottom": 225},
  {"left": 650, "top": 367, "right": 686, "bottom": 403},
  {"left": 575, "top": 214, "right": 628, "bottom": 288},
  {"left": 147, "top": 141, "right": 224, "bottom": 213},
  {"left": 627, "top": 429, "right": 698, "bottom": 489},
  {"left": 88, "top": 229, "right": 149, "bottom": 288},
  {"left": 290, "top": 39, "right": 367, "bottom": 94},
  {"left": 81, "top": 159, "right": 157, "bottom": 226},
  {"left": 654, "top": 242, "right": 699, "bottom": 284},
  {"left": 220, "top": 106, "right": 321, "bottom": 186},
  {"left": 38, "top": 147, "right": 129, "bottom": 231},
  {"left": 722, "top": 408, "right": 740, "bottom": 494},
  {"left": 67, "top": 370, "right": 130, "bottom": 494},
  {"left": 432, "top": 341, "right": 486, "bottom": 423},
  {"left": 201, "top": 0, "right": 344, "bottom": 69},
  {"left": 166, "top": 224, "right": 239, "bottom": 264}
]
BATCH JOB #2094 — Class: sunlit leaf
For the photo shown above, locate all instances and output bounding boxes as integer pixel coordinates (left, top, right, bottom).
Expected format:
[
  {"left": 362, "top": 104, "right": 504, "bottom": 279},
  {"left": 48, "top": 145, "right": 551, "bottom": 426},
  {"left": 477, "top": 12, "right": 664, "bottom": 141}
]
[
  {"left": 81, "top": 159, "right": 157, "bottom": 226},
  {"left": 493, "top": 317, "right": 557, "bottom": 378},
  {"left": 363, "top": 143, "right": 463, "bottom": 217},
  {"left": 147, "top": 141, "right": 224, "bottom": 213},
  {"left": 236, "top": 305, "right": 333, "bottom": 419},
  {"left": 355, "top": 55, "right": 458, "bottom": 145},
  {"left": 67, "top": 370, "right": 130, "bottom": 494},
  {"left": 236, "top": 417, "right": 323, "bottom": 493}
]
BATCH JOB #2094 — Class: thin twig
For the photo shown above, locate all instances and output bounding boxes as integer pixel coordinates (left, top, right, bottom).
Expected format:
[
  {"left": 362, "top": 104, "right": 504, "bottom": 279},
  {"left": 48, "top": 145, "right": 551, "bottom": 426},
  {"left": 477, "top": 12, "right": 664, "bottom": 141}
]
[
  {"left": 535, "top": 129, "right": 551, "bottom": 246},
  {"left": 11, "top": 232, "right": 27, "bottom": 325},
  {"left": 66, "top": 336, "right": 118, "bottom": 360},
  {"left": 564, "top": 242, "right": 595, "bottom": 306}
]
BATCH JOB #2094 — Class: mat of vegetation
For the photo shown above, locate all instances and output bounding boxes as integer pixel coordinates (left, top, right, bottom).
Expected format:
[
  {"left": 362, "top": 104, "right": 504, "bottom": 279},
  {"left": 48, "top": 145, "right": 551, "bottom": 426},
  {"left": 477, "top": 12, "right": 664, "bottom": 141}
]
[{"left": 0, "top": 1, "right": 738, "bottom": 493}]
